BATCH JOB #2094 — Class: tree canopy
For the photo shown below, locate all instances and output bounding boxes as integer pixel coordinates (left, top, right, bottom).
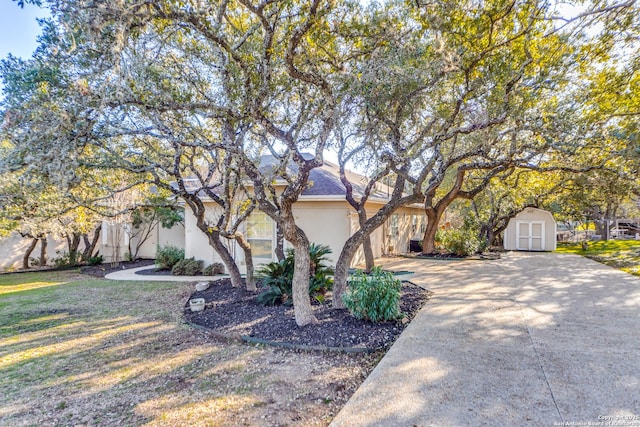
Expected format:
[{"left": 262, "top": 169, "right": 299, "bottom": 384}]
[{"left": 2, "top": 0, "right": 639, "bottom": 326}]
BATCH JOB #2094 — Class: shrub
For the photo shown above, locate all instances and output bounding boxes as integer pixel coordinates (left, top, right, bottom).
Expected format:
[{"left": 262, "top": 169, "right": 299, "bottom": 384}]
[
  {"left": 52, "top": 252, "right": 73, "bottom": 269},
  {"left": 203, "top": 262, "right": 225, "bottom": 275},
  {"left": 87, "top": 255, "right": 104, "bottom": 266},
  {"left": 171, "top": 257, "right": 204, "bottom": 275},
  {"left": 156, "top": 245, "right": 184, "bottom": 269},
  {"left": 257, "top": 243, "right": 334, "bottom": 306},
  {"left": 439, "top": 228, "right": 482, "bottom": 256},
  {"left": 343, "top": 267, "right": 402, "bottom": 322}
]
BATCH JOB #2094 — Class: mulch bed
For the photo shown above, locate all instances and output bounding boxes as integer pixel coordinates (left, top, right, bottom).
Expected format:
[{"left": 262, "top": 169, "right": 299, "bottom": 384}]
[
  {"left": 134, "top": 267, "right": 175, "bottom": 276},
  {"left": 413, "top": 252, "right": 467, "bottom": 259},
  {"left": 79, "top": 259, "right": 156, "bottom": 277},
  {"left": 184, "top": 279, "right": 432, "bottom": 351}
]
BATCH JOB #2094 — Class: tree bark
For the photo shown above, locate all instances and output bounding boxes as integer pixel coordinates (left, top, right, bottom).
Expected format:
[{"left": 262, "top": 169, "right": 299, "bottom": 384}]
[
  {"left": 81, "top": 225, "right": 102, "bottom": 261},
  {"left": 275, "top": 224, "right": 285, "bottom": 261},
  {"left": 288, "top": 230, "right": 318, "bottom": 327},
  {"left": 362, "top": 235, "right": 375, "bottom": 272},
  {"left": 235, "top": 235, "right": 256, "bottom": 292},
  {"left": 332, "top": 235, "right": 363, "bottom": 309},
  {"left": 68, "top": 233, "right": 82, "bottom": 266},
  {"left": 39, "top": 237, "right": 48, "bottom": 266},
  {"left": 421, "top": 207, "right": 441, "bottom": 254},
  {"left": 205, "top": 229, "right": 244, "bottom": 288},
  {"left": 357, "top": 210, "right": 375, "bottom": 272},
  {"left": 23, "top": 237, "right": 38, "bottom": 269}
]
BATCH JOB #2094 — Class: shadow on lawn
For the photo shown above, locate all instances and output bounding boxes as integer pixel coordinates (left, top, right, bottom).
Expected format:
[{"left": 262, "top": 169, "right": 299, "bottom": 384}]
[{"left": 0, "top": 275, "right": 366, "bottom": 427}]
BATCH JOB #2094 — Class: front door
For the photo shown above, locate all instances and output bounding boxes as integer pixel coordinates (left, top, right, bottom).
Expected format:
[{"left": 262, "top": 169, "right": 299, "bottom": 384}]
[{"left": 517, "top": 221, "right": 545, "bottom": 251}]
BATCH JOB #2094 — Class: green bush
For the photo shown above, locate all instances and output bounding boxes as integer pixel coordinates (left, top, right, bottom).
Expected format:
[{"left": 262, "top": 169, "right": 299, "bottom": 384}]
[
  {"left": 343, "top": 267, "right": 402, "bottom": 322},
  {"left": 257, "top": 243, "right": 334, "bottom": 306},
  {"left": 439, "top": 228, "right": 482, "bottom": 256},
  {"left": 52, "top": 252, "right": 73, "bottom": 269},
  {"left": 171, "top": 257, "right": 204, "bottom": 275},
  {"left": 156, "top": 245, "right": 184, "bottom": 269},
  {"left": 87, "top": 255, "right": 104, "bottom": 266},
  {"left": 203, "top": 262, "right": 225, "bottom": 275}
]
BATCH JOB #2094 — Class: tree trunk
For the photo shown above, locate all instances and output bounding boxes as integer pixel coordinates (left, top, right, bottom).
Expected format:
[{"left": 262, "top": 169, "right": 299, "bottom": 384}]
[
  {"left": 275, "top": 224, "right": 285, "bottom": 261},
  {"left": 39, "top": 237, "right": 48, "bottom": 266},
  {"left": 205, "top": 231, "right": 243, "bottom": 288},
  {"left": 235, "top": 235, "right": 256, "bottom": 292},
  {"left": 421, "top": 208, "right": 441, "bottom": 254},
  {"left": 23, "top": 237, "right": 38, "bottom": 269},
  {"left": 595, "top": 219, "right": 607, "bottom": 241},
  {"left": 362, "top": 235, "right": 375, "bottom": 273},
  {"left": 332, "top": 236, "right": 363, "bottom": 309},
  {"left": 81, "top": 225, "right": 102, "bottom": 261},
  {"left": 289, "top": 232, "right": 318, "bottom": 326},
  {"left": 68, "top": 233, "right": 82, "bottom": 266}
]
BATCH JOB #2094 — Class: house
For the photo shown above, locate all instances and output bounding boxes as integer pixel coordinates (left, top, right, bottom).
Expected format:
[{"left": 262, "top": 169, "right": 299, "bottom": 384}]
[
  {"left": 100, "top": 220, "right": 185, "bottom": 262},
  {"left": 503, "top": 207, "right": 557, "bottom": 251},
  {"left": 184, "top": 156, "right": 426, "bottom": 271}
]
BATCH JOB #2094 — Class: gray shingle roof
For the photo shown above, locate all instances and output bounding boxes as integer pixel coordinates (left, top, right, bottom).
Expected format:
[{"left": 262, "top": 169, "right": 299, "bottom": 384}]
[{"left": 260, "top": 154, "right": 392, "bottom": 199}]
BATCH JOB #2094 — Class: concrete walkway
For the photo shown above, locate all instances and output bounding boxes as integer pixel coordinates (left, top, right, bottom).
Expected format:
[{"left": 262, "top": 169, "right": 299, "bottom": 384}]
[
  {"left": 331, "top": 252, "right": 640, "bottom": 427},
  {"left": 105, "top": 266, "right": 229, "bottom": 282}
]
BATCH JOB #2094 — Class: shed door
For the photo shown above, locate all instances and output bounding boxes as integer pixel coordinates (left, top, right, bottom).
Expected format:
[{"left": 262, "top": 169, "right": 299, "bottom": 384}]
[{"left": 516, "top": 221, "right": 545, "bottom": 251}]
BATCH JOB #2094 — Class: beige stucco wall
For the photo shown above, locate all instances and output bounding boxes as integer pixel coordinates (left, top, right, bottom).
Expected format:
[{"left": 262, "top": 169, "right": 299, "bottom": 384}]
[
  {"left": 504, "top": 207, "right": 557, "bottom": 251},
  {"left": 290, "top": 201, "right": 351, "bottom": 265},
  {"left": 184, "top": 208, "right": 217, "bottom": 265},
  {"left": 134, "top": 222, "right": 185, "bottom": 259},
  {"left": 0, "top": 233, "right": 69, "bottom": 271},
  {"left": 181, "top": 199, "right": 426, "bottom": 272}
]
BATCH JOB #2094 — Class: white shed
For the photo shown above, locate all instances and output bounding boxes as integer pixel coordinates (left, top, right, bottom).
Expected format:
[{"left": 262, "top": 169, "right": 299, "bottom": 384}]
[{"left": 504, "top": 207, "right": 557, "bottom": 251}]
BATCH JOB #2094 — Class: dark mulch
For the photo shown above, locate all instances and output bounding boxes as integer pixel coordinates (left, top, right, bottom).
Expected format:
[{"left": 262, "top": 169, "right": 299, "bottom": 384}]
[
  {"left": 135, "top": 267, "right": 174, "bottom": 276},
  {"left": 413, "top": 252, "right": 467, "bottom": 259},
  {"left": 79, "top": 259, "right": 156, "bottom": 277},
  {"left": 185, "top": 279, "right": 432, "bottom": 351}
]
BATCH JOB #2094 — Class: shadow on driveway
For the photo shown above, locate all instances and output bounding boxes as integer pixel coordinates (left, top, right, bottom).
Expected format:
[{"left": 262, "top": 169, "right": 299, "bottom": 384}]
[{"left": 331, "top": 252, "right": 640, "bottom": 427}]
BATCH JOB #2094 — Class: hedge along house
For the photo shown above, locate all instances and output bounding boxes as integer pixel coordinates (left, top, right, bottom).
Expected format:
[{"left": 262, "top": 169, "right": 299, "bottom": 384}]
[
  {"left": 183, "top": 156, "right": 426, "bottom": 272},
  {"left": 503, "top": 207, "right": 557, "bottom": 251}
]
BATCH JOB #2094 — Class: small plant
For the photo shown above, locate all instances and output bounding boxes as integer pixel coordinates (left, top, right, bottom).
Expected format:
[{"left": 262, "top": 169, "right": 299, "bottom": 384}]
[
  {"left": 87, "top": 255, "right": 104, "bottom": 266},
  {"left": 257, "top": 285, "right": 289, "bottom": 306},
  {"left": 52, "top": 252, "right": 73, "bottom": 269},
  {"left": 29, "top": 257, "right": 41, "bottom": 267},
  {"left": 203, "top": 262, "right": 225, "bottom": 275},
  {"left": 156, "top": 245, "right": 185, "bottom": 269},
  {"left": 257, "top": 243, "right": 334, "bottom": 306},
  {"left": 171, "top": 257, "right": 204, "bottom": 275},
  {"left": 343, "top": 267, "right": 402, "bottom": 322}
]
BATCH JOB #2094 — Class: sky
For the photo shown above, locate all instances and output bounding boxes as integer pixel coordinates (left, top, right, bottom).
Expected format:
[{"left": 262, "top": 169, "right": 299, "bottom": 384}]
[{"left": 0, "top": 1, "right": 50, "bottom": 60}]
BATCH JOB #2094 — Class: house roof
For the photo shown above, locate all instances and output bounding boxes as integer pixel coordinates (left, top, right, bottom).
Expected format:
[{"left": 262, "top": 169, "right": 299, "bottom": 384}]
[
  {"left": 261, "top": 154, "right": 393, "bottom": 199},
  {"left": 179, "top": 153, "right": 400, "bottom": 204}
]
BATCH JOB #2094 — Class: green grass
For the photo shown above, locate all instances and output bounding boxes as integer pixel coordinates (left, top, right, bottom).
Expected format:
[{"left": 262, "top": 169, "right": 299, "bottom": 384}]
[
  {"left": 556, "top": 240, "right": 640, "bottom": 277},
  {"left": 0, "top": 270, "right": 372, "bottom": 426}
]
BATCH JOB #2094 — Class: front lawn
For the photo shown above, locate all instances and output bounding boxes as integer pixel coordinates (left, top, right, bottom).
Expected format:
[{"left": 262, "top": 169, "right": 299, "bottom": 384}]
[
  {"left": 0, "top": 271, "right": 375, "bottom": 426},
  {"left": 556, "top": 240, "right": 640, "bottom": 277}
]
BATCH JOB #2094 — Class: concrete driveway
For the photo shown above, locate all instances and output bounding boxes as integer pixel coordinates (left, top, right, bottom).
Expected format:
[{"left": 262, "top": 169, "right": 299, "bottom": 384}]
[{"left": 331, "top": 252, "right": 640, "bottom": 427}]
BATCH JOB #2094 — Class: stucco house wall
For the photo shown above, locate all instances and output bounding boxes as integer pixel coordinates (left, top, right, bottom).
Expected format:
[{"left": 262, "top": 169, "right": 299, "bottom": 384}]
[
  {"left": 135, "top": 222, "right": 185, "bottom": 259},
  {"left": 0, "top": 233, "right": 70, "bottom": 271},
  {"left": 181, "top": 155, "right": 426, "bottom": 271},
  {"left": 183, "top": 199, "right": 424, "bottom": 273},
  {"left": 504, "top": 207, "right": 557, "bottom": 251}
]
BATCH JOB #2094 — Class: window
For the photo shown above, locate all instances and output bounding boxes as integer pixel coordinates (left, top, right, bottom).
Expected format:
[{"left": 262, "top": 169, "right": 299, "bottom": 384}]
[
  {"left": 247, "top": 212, "right": 274, "bottom": 259},
  {"left": 390, "top": 214, "right": 399, "bottom": 237}
]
